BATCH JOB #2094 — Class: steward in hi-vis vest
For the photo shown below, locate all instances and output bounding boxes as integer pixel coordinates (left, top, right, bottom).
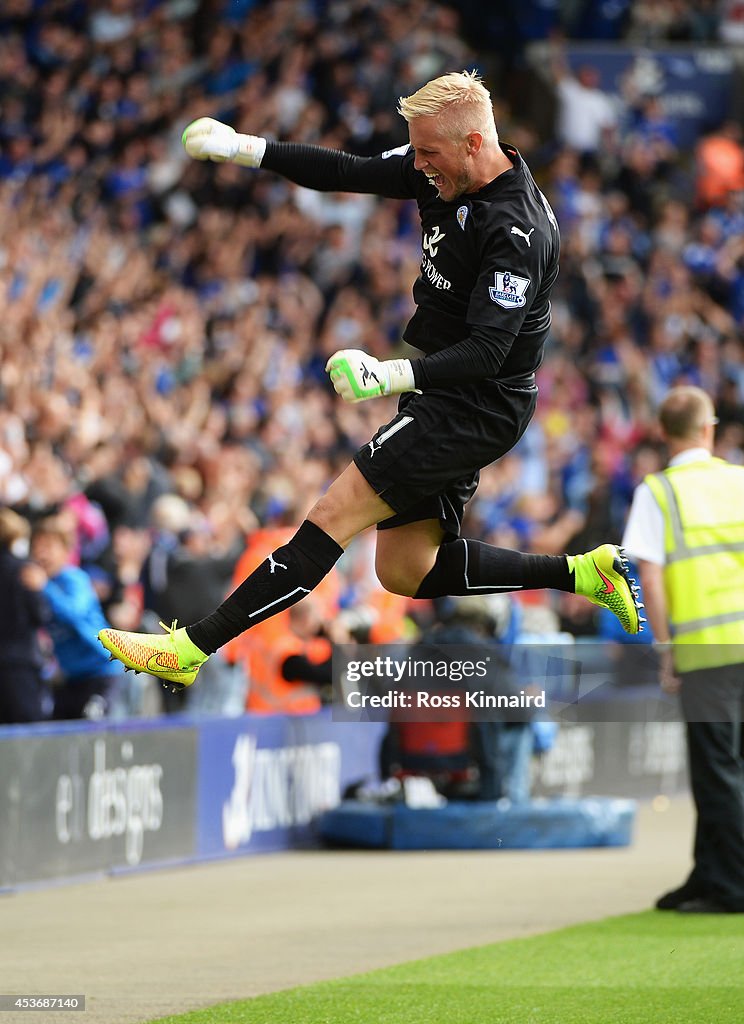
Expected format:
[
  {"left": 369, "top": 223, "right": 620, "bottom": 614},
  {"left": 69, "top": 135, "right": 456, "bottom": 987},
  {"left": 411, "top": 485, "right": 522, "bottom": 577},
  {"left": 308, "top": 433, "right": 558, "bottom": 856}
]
[
  {"left": 645, "top": 457, "right": 744, "bottom": 672},
  {"left": 622, "top": 384, "right": 744, "bottom": 915}
]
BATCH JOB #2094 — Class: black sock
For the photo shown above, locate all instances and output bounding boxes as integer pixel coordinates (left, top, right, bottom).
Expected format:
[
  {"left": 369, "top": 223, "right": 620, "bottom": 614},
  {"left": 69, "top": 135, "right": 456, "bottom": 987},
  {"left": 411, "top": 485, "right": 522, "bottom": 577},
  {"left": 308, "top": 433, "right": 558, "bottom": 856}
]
[
  {"left": 186, "top": 521, "right": 343, "bottom": 654},
  {"left": 414, "top": 538, "right": 573, "bottom": 599}
]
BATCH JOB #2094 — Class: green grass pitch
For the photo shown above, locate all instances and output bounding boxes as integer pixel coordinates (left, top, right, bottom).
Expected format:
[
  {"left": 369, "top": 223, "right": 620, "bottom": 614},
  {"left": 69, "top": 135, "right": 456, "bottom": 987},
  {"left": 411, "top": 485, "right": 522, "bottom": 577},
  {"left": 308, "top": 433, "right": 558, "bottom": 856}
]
[{"left": 150, "top": 910, "right": 744, "bottom": 1024}]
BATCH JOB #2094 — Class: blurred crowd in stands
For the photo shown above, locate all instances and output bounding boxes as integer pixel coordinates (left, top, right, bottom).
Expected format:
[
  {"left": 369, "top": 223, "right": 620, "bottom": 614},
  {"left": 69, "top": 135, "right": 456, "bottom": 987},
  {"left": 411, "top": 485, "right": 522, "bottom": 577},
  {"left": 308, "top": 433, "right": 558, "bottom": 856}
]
[{"left": 1, "top": 0, "right": 743, "bottom": 723}]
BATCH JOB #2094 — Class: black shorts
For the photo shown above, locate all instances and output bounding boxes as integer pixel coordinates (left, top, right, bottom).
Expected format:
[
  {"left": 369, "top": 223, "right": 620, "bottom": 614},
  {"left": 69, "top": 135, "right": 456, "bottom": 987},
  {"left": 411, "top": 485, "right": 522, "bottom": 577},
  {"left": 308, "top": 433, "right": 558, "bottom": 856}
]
[{"left": 353, "top": 380, "right": 538, "bottom": 540}]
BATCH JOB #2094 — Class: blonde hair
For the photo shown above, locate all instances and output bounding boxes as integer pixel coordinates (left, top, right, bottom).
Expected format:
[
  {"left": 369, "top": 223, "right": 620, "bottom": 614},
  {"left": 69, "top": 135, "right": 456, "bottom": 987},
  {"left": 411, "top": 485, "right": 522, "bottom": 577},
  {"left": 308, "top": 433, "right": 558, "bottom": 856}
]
[
  {"left": 398, "top": 70, "right": 497, "bottom": 143},
  {"left": 659, "top": 386, "right": 717, "bottom": 440}
]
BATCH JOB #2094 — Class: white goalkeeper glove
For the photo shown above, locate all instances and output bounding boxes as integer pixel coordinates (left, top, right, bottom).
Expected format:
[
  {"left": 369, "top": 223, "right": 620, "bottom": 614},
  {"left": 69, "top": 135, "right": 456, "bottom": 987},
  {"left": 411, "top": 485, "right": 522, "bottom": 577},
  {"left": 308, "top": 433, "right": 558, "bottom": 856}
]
[
  {"left": 181, "top": 117, "right": 266, "bottom": 167},
  {"left": 325, "top": 349, "right": 416, "bottom": 403}
]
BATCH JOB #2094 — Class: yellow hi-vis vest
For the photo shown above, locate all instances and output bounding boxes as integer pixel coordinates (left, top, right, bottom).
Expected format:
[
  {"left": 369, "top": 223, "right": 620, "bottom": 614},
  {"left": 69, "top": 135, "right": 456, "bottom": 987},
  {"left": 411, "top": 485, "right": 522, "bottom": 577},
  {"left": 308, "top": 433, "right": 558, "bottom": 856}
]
[{"left": 644, "top": 457, "right": 744, "bottom": 672}]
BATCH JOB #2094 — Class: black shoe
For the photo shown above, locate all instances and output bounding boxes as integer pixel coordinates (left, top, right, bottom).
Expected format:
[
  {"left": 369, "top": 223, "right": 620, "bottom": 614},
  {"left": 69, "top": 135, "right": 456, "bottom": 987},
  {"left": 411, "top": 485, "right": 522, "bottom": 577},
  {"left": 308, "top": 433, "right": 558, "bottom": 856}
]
[
  {"left": 676, "top": 897, "right": 740, "bottom": 914},
  {"left": 655, "top": 883, "right": 703, "bottom": 910}
]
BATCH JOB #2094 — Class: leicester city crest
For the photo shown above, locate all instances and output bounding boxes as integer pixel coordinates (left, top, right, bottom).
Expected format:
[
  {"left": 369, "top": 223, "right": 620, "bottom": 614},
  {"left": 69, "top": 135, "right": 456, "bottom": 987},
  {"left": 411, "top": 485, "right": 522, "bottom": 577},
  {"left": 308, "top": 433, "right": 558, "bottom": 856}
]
[{"left": 456, "top": 205, "right": 469, "bottom": 230}]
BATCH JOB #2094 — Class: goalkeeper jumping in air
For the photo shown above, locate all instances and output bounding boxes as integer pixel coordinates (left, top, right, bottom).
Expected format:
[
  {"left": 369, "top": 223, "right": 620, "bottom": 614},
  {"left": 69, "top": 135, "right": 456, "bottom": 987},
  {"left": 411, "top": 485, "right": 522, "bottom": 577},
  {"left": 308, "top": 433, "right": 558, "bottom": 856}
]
[{"left": 100, "top": 71, "right": 643, "bottom": 689}]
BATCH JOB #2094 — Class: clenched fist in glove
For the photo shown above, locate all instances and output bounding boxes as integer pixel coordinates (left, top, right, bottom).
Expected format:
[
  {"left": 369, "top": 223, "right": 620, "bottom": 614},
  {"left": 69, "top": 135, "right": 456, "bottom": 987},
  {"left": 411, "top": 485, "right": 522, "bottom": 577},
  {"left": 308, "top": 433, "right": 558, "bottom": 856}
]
[
  {"left": 181, "top": 117, "right": 266, "bottom": 167},
  {"left": 325, "top": 350, "right": 416, "bottom": 403}
]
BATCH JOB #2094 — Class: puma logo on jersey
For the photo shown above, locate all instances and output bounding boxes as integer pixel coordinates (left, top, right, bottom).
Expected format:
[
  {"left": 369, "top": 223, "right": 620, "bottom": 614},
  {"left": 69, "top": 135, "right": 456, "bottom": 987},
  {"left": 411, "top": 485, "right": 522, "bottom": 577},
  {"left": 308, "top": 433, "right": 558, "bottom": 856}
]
[
  {"left": 510, "top": 225, "right": 535, "bottom": 246},
  {"left": 423, "top": 225, "right": 445, "bottom": 258},
  {"left": 267, "top": 552, "right": 287, "bottom": 574}
]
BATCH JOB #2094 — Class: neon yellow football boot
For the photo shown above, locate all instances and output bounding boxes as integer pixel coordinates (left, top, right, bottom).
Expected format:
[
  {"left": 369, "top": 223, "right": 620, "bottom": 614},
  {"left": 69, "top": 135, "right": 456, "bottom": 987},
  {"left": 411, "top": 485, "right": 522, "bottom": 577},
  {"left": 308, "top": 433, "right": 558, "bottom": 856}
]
[
  {"left": 568, "top": 544, "right": 645, "bottom": 635},
  {"left": 98, "top": 620, "right": 209, "bottom": 691}
]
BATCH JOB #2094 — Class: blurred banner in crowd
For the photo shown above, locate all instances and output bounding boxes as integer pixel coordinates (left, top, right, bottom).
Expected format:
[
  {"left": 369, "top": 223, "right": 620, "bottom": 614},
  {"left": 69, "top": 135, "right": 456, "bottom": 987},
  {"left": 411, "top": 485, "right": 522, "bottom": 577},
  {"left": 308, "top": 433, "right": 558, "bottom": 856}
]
[{"left": 532, "top": 42, "right": 737, "bottom": 146}]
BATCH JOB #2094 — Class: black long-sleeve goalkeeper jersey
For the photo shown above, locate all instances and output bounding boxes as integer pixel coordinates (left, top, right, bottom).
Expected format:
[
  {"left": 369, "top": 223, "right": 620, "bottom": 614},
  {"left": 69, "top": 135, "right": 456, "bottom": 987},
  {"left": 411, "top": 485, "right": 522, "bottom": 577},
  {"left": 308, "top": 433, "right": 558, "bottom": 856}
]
[{"left": 261, "top": 140, "right": 560, "bottom": 389}]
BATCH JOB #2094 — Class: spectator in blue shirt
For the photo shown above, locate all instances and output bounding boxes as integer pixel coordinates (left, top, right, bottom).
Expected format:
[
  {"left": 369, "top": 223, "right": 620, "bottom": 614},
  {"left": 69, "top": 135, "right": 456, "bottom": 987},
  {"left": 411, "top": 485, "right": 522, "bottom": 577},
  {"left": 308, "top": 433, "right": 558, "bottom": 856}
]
[{"left": 25, "top": 517, "right": 123, "bottom": 720}]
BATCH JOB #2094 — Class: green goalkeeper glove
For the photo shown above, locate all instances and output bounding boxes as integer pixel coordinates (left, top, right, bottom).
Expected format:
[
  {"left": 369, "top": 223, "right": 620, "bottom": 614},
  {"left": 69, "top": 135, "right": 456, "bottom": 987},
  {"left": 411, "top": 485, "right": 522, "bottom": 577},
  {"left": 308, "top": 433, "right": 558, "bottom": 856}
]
[
  {"left": 181, "top": 117, "right": 266, "bottom": 167},
  {"left": 325, "top": 349, "right": 416, "bottom": 403}
]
